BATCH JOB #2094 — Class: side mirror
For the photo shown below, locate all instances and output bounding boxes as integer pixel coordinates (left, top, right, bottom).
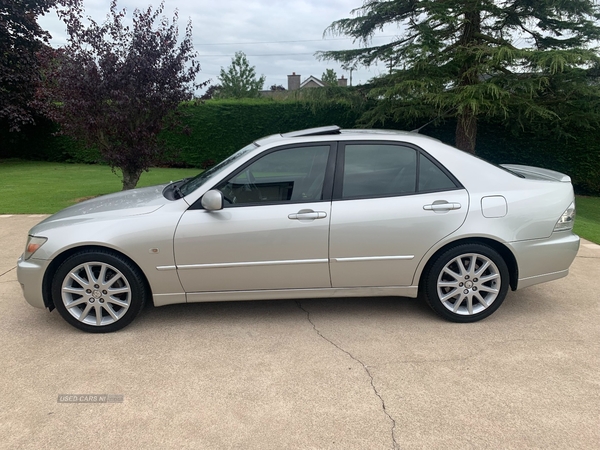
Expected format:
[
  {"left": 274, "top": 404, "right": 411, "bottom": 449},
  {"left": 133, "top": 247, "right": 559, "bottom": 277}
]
[{"left": 200, "top": 190, "right": 224, "bottom": 211}]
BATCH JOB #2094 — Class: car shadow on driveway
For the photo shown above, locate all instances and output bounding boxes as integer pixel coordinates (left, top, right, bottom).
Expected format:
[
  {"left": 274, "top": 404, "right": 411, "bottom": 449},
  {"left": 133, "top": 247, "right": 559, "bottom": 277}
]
[
  {"left": 11, "top": 289, "right": 550, "bottom": 336},
  {"left": 135, "top": 295, "right": 434, "bottom": 330}
]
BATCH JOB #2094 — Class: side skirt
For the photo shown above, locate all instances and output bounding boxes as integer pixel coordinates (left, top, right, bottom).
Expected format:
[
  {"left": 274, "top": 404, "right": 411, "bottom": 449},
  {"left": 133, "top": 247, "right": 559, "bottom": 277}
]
[{"left": 179, "top": 286, "right": 419, "bottom": 305}]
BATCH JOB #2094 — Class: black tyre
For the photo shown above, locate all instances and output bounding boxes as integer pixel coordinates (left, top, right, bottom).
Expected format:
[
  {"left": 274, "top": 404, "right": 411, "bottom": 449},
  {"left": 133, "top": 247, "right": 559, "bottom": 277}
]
[
  {"left": 424, "top": 243, "right": 510, "bottom": 323},
  {"left": 51, "top": 249, "right": 148, "bottom": 333}
]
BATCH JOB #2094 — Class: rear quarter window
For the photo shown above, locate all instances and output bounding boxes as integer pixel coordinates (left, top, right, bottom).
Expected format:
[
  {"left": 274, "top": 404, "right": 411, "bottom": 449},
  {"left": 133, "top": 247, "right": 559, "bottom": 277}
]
[{"left": 418, "top": 155, "right": 458, "bottom": 192}]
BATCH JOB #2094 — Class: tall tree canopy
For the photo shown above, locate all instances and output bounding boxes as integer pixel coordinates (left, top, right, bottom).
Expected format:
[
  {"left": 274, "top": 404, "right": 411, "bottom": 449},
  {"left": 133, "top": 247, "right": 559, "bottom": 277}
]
[
  {"left": 39, "top": 0, "right": 202, "bottom": 189},
  {"left": 0, "top": 0, "right": 58, "bottom": 131},
  {"left": 217, "top": 51, "right": 266, "bottom": 98},
  {"left": 318, "top": 0, "right": 600, "bottom": 153},
  {"left": 321, "top": 68, "right": 339, "bottom": 86}
]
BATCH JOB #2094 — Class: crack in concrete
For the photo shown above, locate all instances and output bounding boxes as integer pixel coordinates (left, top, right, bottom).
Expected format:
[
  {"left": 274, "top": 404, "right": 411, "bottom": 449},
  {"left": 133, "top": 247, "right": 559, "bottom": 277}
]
[
  {"left": 576, "top": 256, "right": 600, "bottom": 259},
  {"left": 372, "top": 338, "right": 590, "bottom": 367},
  {"left": 491, "top": 338, "right": 587, "bottom": 344},
  {"left": 0, "top": 267, "right": 16, "bottom": 278},
  {"left": 296, "top": 301, "right": 399, "bottom": 450}
]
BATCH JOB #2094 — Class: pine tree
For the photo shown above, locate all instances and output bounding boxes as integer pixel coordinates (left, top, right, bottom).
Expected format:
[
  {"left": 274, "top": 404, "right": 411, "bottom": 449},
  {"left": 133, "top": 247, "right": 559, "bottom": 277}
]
[
  {"left": 318, "top": 0, "right": 600, "bottom": 153},
  {"left": 218, "top": 52, "right": 266, "bottom": 98}
]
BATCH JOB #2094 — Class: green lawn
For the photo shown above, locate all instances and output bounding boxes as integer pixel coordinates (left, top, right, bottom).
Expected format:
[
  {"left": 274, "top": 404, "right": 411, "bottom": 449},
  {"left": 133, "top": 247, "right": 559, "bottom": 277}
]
[
  {"left": 1, "top": 159, "right": 599, "bottom": 244},
  {"left": 574, "top": 196, "right": 600, "bottom": 244},
  {"left": 0, "top": 160, "right": 199, "bottom": 213}
]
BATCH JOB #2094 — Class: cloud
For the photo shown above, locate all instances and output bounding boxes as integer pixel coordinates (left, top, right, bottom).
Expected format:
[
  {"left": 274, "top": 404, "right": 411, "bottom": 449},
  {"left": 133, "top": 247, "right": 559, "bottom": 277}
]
[{"left": 38, "top": 0, "right": 393, "bottom": 91}]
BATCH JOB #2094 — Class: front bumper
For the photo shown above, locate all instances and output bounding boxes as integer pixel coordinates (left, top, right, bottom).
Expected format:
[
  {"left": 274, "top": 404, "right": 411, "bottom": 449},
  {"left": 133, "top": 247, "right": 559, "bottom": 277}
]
[
  {"left": 17, "top": 255, "right": 52, "bottom": 309},
  {"left": 510, "top": 232, "right": 580, "bottom": 290}
]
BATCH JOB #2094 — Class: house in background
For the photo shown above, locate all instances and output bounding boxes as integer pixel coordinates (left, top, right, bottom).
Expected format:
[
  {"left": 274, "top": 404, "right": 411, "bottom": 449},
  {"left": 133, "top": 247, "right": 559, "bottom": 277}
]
[
  {"left": 261, "top": 72, "right": 348, "bottom": 97},
  {"left": 287, "top": 72, "right": 348, "bottom": 90}
]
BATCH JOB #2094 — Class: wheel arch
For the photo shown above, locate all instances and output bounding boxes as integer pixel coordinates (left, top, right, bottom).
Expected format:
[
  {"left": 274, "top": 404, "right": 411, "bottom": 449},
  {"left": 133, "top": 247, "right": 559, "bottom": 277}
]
[
  {"left": 42, "top": 245, "right": 153, "bottom": 310},
  {"left": 417, "top": 237, "right": 519, "bottom": 293}
]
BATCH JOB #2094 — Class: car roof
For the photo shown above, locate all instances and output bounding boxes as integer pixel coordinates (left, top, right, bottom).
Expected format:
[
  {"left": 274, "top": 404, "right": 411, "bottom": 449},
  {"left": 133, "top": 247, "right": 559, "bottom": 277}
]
[{"left": 254, "top": 125, "right": 442, "bottom": 146}]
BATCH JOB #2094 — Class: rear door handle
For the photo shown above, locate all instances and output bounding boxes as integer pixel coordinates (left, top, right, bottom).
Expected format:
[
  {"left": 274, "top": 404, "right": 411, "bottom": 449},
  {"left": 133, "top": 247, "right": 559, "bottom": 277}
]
[
  {"left": 288, "top": 209, "right": 328, "bottom": 221},
  {"left": 423, "top": 201, "right": 462, "bottom": 212}
]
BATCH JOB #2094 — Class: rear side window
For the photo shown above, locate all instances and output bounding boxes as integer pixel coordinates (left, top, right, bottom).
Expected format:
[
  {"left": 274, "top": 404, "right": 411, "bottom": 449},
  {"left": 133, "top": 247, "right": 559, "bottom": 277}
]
[
  {"left": 339, "top": 143, "right": 459, "bottom": 199},
  {"left": 342, "top": 144, "right": 417, "bottom": 198}
]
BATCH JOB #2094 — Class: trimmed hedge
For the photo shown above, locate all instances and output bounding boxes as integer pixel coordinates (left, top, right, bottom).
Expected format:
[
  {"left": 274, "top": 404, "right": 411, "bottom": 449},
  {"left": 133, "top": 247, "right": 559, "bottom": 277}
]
[
  {"left": 1, "top": 99, "right": 598, "bottom": 194},
  {"left": 160, "top": 99, "right": 363, "bottom": 167},
  {"left": 0, "top": 99, "right": 362, "bottom": 166},
  {"left": 0, "top": 117, "right": 96, "bottom": 163},
  {"left": 420, "top": 120, "right": 600, "bottom": 195}
]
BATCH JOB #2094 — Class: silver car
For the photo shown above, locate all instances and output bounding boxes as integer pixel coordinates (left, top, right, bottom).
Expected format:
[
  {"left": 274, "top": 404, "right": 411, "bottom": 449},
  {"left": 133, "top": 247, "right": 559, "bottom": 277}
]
[{"left": 17, "top": 126, "right": 580, "bottom": 332}]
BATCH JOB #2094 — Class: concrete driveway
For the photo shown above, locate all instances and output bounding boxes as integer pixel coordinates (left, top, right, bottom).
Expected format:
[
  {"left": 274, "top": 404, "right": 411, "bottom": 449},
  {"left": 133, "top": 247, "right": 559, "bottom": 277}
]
[{"left": 1, "top": 215, "right": 598, "bottom": 449}]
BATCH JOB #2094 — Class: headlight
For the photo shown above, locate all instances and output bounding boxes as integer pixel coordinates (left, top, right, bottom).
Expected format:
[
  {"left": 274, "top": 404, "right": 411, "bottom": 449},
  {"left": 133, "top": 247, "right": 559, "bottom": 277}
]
[
  {"left": 24, "top": 236, "right": 47, "bottom": 260},
  {"left": 554, "top": 201, "right": 576, "bottom": 232}
]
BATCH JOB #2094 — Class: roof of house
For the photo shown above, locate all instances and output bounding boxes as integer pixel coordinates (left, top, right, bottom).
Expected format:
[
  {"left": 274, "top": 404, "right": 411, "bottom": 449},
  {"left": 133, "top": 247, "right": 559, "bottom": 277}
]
[{"left": 299, "top": 76, "right": 325, "bottom": 88}]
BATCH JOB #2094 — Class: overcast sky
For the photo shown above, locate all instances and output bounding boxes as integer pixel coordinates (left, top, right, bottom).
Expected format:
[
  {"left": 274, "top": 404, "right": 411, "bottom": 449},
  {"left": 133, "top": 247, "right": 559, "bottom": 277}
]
[{"left": 38, "top": 0, "right": 398, "bottom": 93}]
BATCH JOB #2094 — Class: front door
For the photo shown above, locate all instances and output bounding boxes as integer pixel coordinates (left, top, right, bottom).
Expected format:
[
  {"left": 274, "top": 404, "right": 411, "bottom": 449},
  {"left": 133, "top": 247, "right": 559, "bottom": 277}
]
[{"left": 174, "top": 143, "right": 334, "bottom": 293}]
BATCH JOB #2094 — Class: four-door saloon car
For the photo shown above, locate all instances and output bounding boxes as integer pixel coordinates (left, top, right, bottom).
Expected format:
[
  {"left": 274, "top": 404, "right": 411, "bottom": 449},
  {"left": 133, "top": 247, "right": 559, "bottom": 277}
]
[{"left": 17, "top": 126, "right": 580, "bottom": 332}]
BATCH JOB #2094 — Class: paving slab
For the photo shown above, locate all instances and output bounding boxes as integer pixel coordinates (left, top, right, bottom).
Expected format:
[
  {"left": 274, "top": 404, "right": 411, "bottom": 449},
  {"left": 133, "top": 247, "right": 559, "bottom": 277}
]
[{"left": 0, "top": 216, "right": 598, "bottom": 449}]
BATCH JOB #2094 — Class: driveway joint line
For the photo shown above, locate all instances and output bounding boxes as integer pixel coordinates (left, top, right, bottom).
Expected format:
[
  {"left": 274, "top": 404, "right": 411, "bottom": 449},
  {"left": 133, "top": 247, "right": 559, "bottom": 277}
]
[
  {"left": 296, "top": 301, "right": 399, "bottom": 450},
  {"left": 0, "top": 267, "right": 16, "bottom": 278}
]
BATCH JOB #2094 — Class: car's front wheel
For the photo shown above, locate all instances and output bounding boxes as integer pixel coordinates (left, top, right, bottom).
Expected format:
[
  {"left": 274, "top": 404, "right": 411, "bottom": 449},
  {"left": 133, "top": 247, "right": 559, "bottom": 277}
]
[
  {"left": 51, "top": 249, "right": 147, "bottom": 332},
  {"left": 424, "top": 244, "right": 509, "bottom": 322}
]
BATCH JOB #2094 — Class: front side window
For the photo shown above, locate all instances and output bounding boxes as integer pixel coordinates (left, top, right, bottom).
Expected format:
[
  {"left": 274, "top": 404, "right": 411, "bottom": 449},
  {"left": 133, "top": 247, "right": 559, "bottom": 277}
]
[{"left": 216, "top": 145, "right": 330, "bottom": 205}]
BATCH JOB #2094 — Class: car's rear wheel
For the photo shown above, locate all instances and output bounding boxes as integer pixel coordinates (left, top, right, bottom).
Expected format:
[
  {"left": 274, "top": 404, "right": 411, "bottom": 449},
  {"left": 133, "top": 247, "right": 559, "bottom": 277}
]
[
  {"left": 51, "top": 250, "right": 147, "bottom": 333},
  {"left": 424, "top": 244, "right": 509, "bottom": 322}
]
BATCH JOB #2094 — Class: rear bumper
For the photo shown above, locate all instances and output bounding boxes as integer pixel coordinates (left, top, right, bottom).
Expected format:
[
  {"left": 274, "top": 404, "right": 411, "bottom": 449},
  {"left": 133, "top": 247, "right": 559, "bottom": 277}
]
[
  {"left": 16, "top": 255, "right": 51, "bottom": 309},
  {"left": 510, "top": 232, "right": 580, "bottom": 290}
]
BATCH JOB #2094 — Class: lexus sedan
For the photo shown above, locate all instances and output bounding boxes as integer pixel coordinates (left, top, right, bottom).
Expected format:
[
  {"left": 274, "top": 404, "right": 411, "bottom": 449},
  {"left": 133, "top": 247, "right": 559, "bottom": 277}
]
[{"left": 17, "top": 126, "right": 580, "bottom": 332}]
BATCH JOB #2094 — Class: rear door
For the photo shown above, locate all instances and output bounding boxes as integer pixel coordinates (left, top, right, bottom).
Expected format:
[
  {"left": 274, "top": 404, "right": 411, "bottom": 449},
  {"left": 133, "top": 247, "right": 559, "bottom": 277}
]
[{"left": 329, "top": 141, "right": 469, "bottom": 287}]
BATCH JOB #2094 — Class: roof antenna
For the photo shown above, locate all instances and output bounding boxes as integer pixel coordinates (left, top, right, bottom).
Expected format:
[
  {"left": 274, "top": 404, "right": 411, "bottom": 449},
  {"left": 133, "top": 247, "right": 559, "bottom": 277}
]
[
  {"left": 410, "top": 107, "right": 457, "bottom": 133},
  {"left": 411, "top": 117, "right": 438, "bottom": 133}
]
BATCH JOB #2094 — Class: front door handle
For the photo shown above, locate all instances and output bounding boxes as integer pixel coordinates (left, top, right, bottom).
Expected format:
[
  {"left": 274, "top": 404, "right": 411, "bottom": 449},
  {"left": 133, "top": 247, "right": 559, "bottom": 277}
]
[
  {"left": 288, "top": 209, "right": 328, "bottom": 221},
  {"left": 423, "top": 201, "right": 462, "bottom": 212}
]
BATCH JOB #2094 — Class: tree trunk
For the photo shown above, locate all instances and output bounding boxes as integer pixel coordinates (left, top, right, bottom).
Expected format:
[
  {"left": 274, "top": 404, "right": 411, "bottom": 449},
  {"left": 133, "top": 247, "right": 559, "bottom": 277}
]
[
  {"left": 121, "top": 167, "right": 142, "bottom": 190},
  {"left": 455, "top": 6, "right": 481, "bottom": 154},
  {"left": 455, "top": 109, "right": 477, "bottom": 153}
]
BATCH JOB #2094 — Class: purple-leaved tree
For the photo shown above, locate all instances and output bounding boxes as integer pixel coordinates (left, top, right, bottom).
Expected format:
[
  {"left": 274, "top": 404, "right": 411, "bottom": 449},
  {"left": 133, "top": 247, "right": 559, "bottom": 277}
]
[
  {"left": 39, "top": 0, "right": 203, "bottom": 189},
  {"left": 0, "top": 0, "right": 59, "bottom": 131}
]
